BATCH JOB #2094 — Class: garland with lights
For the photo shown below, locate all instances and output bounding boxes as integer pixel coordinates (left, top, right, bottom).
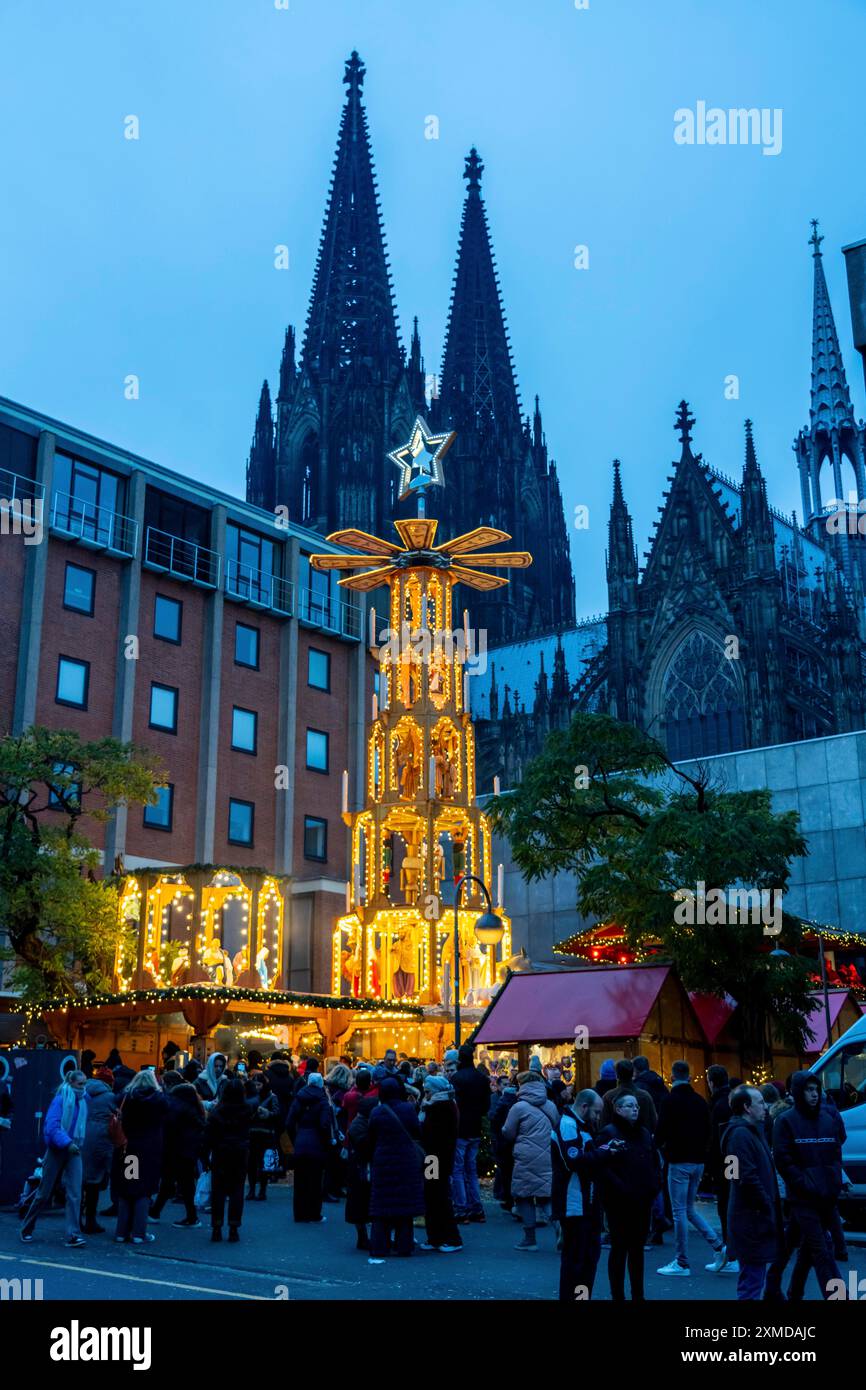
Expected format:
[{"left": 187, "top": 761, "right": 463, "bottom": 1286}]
[{"left": 33, "top": 985, "right": 423, "bottom": 1017}]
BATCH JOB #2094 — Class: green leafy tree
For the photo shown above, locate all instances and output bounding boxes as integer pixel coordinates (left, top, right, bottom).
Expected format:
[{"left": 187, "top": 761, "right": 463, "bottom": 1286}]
[
  {"left": 0, "top": 727, "right": 163, "bottom": 1003},
  {"left": 489, "top": 713, "right": 815, "bottom": 1062}
]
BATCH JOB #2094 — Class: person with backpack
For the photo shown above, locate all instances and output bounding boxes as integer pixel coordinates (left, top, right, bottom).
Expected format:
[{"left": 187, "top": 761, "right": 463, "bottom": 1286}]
[
  {"left": 772, "top": 1071, "right": 846, "bottom": 1300},
  {"left": 20, "top": 1069, "right": 89, "bottom": 1248}
]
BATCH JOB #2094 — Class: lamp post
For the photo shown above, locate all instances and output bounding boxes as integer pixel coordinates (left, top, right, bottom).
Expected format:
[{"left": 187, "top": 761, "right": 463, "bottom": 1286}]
[{"left": 452, "top": 874, "right": 503, "bottom": 1046}]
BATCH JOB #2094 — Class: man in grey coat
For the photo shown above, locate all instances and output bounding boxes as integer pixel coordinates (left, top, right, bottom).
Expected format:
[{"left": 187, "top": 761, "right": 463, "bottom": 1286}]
[{"left": 722, "top": 1086, "right": 780, "bottom": 1300}]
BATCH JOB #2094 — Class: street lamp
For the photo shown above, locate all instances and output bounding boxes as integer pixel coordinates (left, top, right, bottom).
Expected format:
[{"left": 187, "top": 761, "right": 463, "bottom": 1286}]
[{"left": 452, "top": 874, "right": 503, "bottom": 1046}]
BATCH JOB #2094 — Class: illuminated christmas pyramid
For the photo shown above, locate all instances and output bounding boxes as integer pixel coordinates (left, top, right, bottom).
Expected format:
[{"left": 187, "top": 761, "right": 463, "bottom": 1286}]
[{"left": 310, "top": 419, "right": 531, "bottom": 1009}]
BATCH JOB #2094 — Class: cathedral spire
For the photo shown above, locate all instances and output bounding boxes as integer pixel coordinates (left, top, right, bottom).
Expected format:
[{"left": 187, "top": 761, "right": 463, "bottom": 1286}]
[
  {"left": 740, "top": 418, "right": 775, "bottom": 570},
  {"left": 675, "top": 400, "right": 697, "bottom": 462},
  {"left": 246, "top": 380, "right": 276, "bottom": 511},
  {"left": 278, "top": 325, "right": 296, "bottom": 401},
  {"left": 439, "top": 148, "right": 522, "bottom": 435},
  {"left": 808, "top": 219, "right": 855, "bottom": 431},
  {"left": 607, "top": 459, "right": 638, "bottom": 588},
  {"left": 301, "top": 51, "right": 401, "bottom": 379}
]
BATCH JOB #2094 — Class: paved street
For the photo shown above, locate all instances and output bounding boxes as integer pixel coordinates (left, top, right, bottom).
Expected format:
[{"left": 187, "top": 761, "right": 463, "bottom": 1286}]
[{"left": 2, "top": 1184, "right": 864, "bottom": 1302}]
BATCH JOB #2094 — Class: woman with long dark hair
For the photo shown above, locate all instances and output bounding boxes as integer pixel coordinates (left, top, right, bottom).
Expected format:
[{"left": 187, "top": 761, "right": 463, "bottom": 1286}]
[
  {"left": 149, "top": 1081, "right": 206, "bottom": 1228},
  {"left": 204, "top": 1076, "right": 255, "bottom": 1242},
  {"left": 596, "top": 1093, "right": 661, "bottom": 1300}
]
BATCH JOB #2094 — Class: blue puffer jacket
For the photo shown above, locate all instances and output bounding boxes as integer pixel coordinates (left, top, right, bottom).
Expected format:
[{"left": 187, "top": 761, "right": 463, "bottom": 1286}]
[
  {"left": 772, "top": 1071, "right": 845, "bottom": 1207},
  {"left": 44, "top": 1091, "right": 86, "bottom": 1151}
]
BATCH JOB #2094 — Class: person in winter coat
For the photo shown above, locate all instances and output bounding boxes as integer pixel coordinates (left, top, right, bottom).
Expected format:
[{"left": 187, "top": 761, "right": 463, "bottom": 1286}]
[
  {"left": 551, "top": 1088, "right": 605, "bottom": 1300},
  {"left": 705, "top": 1064, "right": 734, "bottom": 1260},
  {"left": 204, "top": 1076, "right": 256, "bottom": 1242},
  {"left": 287, "top": 1070, "right": 332, "bottom": 1222},
  {"left": 20, "top": 1070, "right": 89, "bottom": 1247},
  {"left": 343, "top": 1066, "right": 379, "bottom": 1129},
  {"left": 633, "top": 1055, "right": 669, "bottom": 1111},
  {"left": 654, "top": 1060, "right": 725, "bottom": 1277},
  {"left": 149, "top": 1082, "right": 205, "bottom": 1227},
  {"left": 595, "top": 1059, "right": 617, "bottom": 1097},
  {"left": 601, "top": 1059, "right": 658, "bottom": 1134},
  {"left": 595, "top": 1093, "right": 661, "bottom": 1300},
  {"left": 490, "top": 1077, "right": 519, "bottom": 1209},
  {"left": 450, "top": 1043, "right": 491, "bottom": 1223},
  {"left": 194, "top": 1052, "right": 227, "bottom": 1107},
  {"left": 246, "top": 1071, "right": 280, "bottom": 1200},
  {"left": 502, "top": 1071, "right": 560, "bottom": 1250},
  {"left": 344, "top": 1072, "right": 377, "bottom": 1250},
  {"left": 722, "top": 1085, "right": 781, "bottom": 1300},
  {"left": 111, "top": 1069, "right": 168, "bottom": 1244},
  {"left": 323, "top": 1062, "right": 352, "bottom": 1201},
  {"left": 366, "top": 1075, "right": 425, "bottom": 1261},
  {"left": 106, "top": 1048, "right": 136, "bottom": 1095},
  {"left": 419, "top": 1075, "right": 462, "bottom": 1252},
  {"left": 81, "top": 1072, "right": 118, "bottom": 1233},
  {"left": 772, "top": 1071, "right": 845, "bottom": 1300}
]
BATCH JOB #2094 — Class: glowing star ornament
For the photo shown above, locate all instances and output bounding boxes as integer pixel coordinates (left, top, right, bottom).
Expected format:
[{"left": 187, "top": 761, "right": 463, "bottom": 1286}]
[{"left": 388, "top": 416, "right": 455, "bottom": 511}]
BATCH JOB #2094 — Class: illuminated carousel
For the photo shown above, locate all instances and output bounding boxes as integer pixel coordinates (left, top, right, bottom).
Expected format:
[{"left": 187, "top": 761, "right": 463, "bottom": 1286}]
[{"left": 311, "top": 417, "right": 531, "bottom": 1048}]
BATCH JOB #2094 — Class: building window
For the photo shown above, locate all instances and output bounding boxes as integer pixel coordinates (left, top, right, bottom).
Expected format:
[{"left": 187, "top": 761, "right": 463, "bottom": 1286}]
[
  {"left": 63, "top": 563, "right": 95, "bottom": 616},
  {"left": 52, "top": 452, "right": 122, "bottom": 543},
  {"left": 48, "top": 762, "right": 81, "bottom": 810},
  {"left": 55, "top": 656, "right": 90, "bottom": 709},
  {"left": 234, "top": 622, "right": 260, "bottom": 669},
  {"left": 231, "top": 706, "right": 257, "bottom": 754},
  {"left": 303, "top": 816, "right": 327, "bottom": 862},
  {"left": 153, "top": 594, "right": 182, "bottom": 644},
  {"left": 228, "top": 798, "right": 254, "bottom": 846},
  {"left": 144, "top": 784, "right": 173, "bottom": 831},
  {"left": 149, "top": 682, "right": 178, "bottom": 733},
  {"left": 306, "top": 728, "right": 329, "bottom": 772},
  {"left": 308, "top": 647, "right": 330, "bottom": 691}
]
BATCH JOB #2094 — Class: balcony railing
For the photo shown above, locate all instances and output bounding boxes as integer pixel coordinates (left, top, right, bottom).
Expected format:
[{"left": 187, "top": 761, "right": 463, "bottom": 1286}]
[
  {"left": 0, "top": 467, "right": 45, "bottom": 507},
  {"left": 144, "top": 526, "right": 220, "bottom": 587},
  {"left": 225, "top": 559, "right": 293, "bottom": 615},
  {"left": 299, "top": 586, "right": 362, "bottom": 640},
  {"left": 51, "top": 490, "right": 138, "bottom": 556}
]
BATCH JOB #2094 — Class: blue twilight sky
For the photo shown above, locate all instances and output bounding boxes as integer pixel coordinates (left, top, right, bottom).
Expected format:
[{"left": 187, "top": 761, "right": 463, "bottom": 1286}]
[{"left": 1, "top": 0, "right": 865, "bottom": 615}]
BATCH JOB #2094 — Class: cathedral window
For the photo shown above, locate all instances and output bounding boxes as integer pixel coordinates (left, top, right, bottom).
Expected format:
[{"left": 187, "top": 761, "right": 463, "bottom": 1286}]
[{"left": 660, "top": 630, "right": 745, "bottom": 761}]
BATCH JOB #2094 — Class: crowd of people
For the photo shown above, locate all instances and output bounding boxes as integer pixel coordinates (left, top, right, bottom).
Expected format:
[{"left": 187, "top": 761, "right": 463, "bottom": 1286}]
[{"left": 12, "top": 1041, "right": 851, "bottom": 1301}]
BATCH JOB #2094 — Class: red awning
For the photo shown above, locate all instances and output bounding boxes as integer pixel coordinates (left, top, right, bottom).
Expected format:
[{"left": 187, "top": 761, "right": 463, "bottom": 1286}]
[
  {"left": 688, "top": 992, "right": 737, "bottom": 1045},
  {"left": 473, "top": 966, "right": 672, "bottom": 1046},
  {"left": 803, "top": 990, "right": 853, "bottom": 1053}
]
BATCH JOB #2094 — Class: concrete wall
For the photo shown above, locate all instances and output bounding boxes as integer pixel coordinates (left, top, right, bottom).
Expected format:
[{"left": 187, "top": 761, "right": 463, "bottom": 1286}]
[{"left": 494, "top": 729, "right": 866, "bottom": 963}]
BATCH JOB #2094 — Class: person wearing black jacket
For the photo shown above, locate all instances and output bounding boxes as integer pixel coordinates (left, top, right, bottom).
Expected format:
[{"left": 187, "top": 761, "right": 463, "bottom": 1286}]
[
  {"left": 550, "top": 1088, "right": 605, "bottom": 1301},
  {"left": 595, "top": 1093, "right": 661, "bottom": 1301},
  {"left": 344, "top": 1078, "right": 377, "bottom": 1251},
  {"left": 772, "top": 1071, "right": 845, "bottom": 1300},
  {"left": 450, "top": 1044, "right": 491, "bottom": 1223},
  {"left": 706, "top": 1064, "right": 734, "bottom": 1269},
  {"left": 246, "top": 1071, "right": 280, "bottom": 1201},
  {"left": 655, "top": 1060, "right": 725, "bottom": 1277},
  {"left": 418, "top": 1076, "right": 462, "bottom": 1252},
  {"left": 490, "top": 1079, "right": 519, "bottom": 1209},
  {"left": 287, "top": 1071, "right": 332, "bottom": 1223},
  {"left": 149, "top": 1082, "right": 205, "bottom": 1228},
  {"left": 204, "top": 1076, "right": 256, "bottom": 1242},
  {"left": 633, "top": 1056, "right": 669, "bottom": 1111},
  {"left": 722, "top": 1086, "right": 781, "bottom": 1300}
]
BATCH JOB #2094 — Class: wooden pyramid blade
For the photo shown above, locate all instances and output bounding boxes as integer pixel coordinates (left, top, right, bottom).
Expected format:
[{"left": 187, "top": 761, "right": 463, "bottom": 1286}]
[
  {"left": 309, "top": 553, "right": 388, "bottom": 571},
  {"left": 393, "top": 517, "right": 438, "bottom": 550},
  {"left": 324, "top": 528, "right": 402, "bottom": 556},
  {"left": 337, "top": 565, "right": 398, "bottom": 591},
  {"left": 435, "top": 526, "right": 511, "bottom": 556},
  {"left": 455, "top": 551, "right": 533, "bottom": 568},
  {"left": 449, "top": 564, "right": 510, "bottom": 591}
]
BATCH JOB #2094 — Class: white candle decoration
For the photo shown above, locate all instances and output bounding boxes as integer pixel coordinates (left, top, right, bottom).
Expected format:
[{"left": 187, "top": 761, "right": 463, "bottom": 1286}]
[
  {"left": 497, "top": 862, "right": 504, "bottom": 907},
  {"left": 345, "top": 881, "right": 351, "bottom": 913},
  {"left": 372, "top": 693, "right": 378, "bottom": 721},
  {"left": 428, "top": 754, "right": 436, "bottom": 794},
  {"left": 341, "top": 769, "right": 349, "bottom": 815},
  {"left": 493, "top": 775, "right": 501, "bottom": 797}
]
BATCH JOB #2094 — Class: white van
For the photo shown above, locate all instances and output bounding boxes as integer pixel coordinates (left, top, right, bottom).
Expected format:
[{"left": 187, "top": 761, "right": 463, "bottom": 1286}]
[{"left": 808, "top": 1010, "right": 866, "bottom": 1214}]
